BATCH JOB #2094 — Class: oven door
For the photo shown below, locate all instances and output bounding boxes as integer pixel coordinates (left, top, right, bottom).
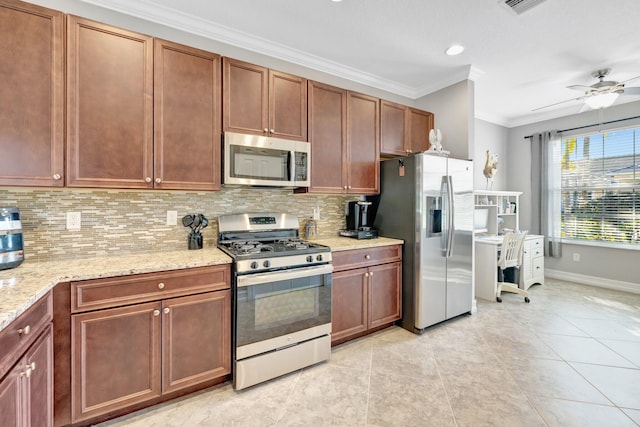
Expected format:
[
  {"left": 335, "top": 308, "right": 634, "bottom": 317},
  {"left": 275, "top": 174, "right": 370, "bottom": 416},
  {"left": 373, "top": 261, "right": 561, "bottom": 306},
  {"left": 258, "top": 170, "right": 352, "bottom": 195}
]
[{"left": 235, "top": 264, "right": 332, "bottom": 359}]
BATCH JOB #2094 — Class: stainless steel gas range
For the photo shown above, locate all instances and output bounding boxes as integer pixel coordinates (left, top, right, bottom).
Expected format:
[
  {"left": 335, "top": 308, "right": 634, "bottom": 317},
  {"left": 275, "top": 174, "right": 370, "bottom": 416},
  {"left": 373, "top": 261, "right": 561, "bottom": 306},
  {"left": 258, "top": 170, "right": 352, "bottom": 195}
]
[{"left": 217, "top": 213, "right": 332, "bottom": 390}]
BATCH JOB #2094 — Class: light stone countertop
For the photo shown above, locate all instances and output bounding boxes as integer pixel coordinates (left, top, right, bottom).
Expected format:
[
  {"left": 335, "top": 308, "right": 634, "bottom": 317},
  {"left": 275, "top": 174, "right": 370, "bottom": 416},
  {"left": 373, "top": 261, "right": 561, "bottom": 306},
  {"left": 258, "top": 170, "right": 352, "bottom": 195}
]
[
  {"left": 0, "top": 237, "right": 403, "bottom": 333},
  {"left": 0, "top": 247, "right": 232, "bottom": 333},
  {"left": 314, "top": 236, "right": 404, "bottom": 251}
]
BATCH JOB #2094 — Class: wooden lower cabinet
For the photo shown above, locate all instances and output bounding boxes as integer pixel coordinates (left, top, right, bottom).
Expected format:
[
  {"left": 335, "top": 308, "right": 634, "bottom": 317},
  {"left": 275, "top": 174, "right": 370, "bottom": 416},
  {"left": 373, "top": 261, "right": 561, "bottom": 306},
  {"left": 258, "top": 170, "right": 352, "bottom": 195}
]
[
  {"left": 331, "top": 245, "right": 402, "bottom": 345},
  {"left": 71, "top": 290, "right": 231, "bottom": 424},
  {"left": 0, "top": 292, "right": 53, "bottom": 427},
  {"left": 54, "top": 265, "right": 232, "bottom": 426}
]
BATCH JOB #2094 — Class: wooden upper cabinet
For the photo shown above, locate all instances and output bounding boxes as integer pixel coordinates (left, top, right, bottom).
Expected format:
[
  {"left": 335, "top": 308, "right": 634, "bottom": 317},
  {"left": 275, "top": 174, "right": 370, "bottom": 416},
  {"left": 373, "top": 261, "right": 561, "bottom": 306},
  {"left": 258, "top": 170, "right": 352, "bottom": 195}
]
[
  {"left": 347, "top": 91, "right": 379, "bottom": 194},
  {"left": 408, "top": 107, "right": 434, "bottom": 154},
  {"left": 223, "top": 58, "right": 307, "bottom": 141},
  {"left": 0, "top": 0, "right": 64, "bottom": 187},
  {"left": 154, "top": 39, "right": 221, "bottom": 191},
  {"left": 380, "top": 100, "right": 408, "bottom": 157},
  {"left": 66, "top": 15, "right": 154, "bottom": 189},
  {"left": 269, "top": 70, "right": 307, "bottom": 141},
  {"left": 306, "top": 80, "right": 347, "bottom": 193}
]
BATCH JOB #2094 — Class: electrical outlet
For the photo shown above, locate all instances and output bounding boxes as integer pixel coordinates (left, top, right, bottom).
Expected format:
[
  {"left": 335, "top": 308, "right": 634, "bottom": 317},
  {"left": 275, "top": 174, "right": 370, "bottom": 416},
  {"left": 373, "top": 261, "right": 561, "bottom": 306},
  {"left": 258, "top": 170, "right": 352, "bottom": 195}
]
[
  {"left": 313, "top": 206, "right": 320, "bottom": 220},
  {"left": 166, "top": 210, "right": 178, "bottom": 226},
  {"left": 66, "top": 212, "right": 81, "bottom": 230},
  {"left": 572, "top": 253, "right": 581, "bottom": 262}
]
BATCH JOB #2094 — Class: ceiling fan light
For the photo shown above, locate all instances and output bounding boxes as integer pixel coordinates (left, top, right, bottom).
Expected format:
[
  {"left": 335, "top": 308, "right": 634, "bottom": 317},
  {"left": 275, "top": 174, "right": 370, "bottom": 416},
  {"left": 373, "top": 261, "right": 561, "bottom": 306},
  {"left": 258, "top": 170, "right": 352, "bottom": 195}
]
[
  {"left": 445, "top": 44, "right": 464, "bottom": 56},
  {"left": 584, "top": 92, "right": 619, "bottom": 109}
]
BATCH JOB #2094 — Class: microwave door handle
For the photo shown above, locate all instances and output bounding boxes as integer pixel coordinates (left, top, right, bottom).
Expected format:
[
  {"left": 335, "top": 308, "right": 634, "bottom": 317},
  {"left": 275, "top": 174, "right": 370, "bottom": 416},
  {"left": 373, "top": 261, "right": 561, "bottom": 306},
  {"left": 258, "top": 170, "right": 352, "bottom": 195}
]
[{"left": 288, "top": 151, "right": 294, "bottom": 181}]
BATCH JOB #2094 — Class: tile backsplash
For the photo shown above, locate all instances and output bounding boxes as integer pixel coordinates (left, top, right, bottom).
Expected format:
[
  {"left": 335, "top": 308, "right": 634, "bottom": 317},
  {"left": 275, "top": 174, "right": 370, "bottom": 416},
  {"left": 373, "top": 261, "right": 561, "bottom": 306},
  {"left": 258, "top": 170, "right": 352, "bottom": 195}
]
[{"left": 1, "top": 187, "right": 359, "bottom": 262}]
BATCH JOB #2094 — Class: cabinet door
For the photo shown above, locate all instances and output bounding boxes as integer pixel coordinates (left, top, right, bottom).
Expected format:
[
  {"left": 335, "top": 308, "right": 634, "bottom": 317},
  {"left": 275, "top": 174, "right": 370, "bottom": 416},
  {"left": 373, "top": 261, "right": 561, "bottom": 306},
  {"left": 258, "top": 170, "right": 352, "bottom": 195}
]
[
  {"left": 307, "top": 81, "right": 347, "bottom": 193},
  {"left": 66, "top": 16, "right": 153, "bottom": 189},
  {"left": 346, "top": 91, "right": 380, "bottom": 194},
  {"left": 380, "top": 100, "right": 408, "bottom": 157},
  {"left": 331, "top": 268, "right": 368, "bottom": 343},
  {"left": 408, "top": 108, "right": 433, "bottom": 154},
  {"left": 0, "top": 0, "right": 64, "bottom": 187},
  {"left": 72, "top": 302, "right": 161, "bottom": 423},
  {"left": 269, "top": 70, "right": 307, "bottom": 141},
  {"left": 161, "top": 290, "right": 231, "bottom": 394},
  {"left": 0, "top": 362, "right": 21, "bottom": 427},
  {"left": 154, "top": 39, "right": 221, "bottom": 191},
  {"left": 25, "top": 325, "right": 53, "bottom": 427},
  {"left": 223, "top": 58, "right": 268, "bottom": 136},
  {"left": 368, "top": 262, "right": 402, "bottom": 329}
]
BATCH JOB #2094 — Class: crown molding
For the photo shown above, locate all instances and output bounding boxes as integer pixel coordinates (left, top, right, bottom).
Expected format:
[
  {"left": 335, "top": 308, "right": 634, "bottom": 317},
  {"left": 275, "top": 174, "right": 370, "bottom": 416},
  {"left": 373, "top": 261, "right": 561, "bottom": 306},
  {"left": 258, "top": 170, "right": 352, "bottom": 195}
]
[{"left": 79, "top": 0, "right": 420, "bottom": 98}]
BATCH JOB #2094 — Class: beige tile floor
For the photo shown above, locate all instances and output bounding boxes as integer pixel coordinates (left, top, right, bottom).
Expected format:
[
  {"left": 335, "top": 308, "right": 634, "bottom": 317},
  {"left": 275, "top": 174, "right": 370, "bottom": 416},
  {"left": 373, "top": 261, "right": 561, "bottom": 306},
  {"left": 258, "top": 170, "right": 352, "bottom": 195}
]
[{"left": 99, "top": 278, "right": 640, "bottom": 426}]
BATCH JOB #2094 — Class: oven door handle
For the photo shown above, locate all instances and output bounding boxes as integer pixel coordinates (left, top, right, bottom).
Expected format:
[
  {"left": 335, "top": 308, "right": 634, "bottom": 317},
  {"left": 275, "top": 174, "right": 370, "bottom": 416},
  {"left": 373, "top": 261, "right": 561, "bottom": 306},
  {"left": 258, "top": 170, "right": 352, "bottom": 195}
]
[{"left": 237, "top": 264, "right": 333, "bottom": 288}]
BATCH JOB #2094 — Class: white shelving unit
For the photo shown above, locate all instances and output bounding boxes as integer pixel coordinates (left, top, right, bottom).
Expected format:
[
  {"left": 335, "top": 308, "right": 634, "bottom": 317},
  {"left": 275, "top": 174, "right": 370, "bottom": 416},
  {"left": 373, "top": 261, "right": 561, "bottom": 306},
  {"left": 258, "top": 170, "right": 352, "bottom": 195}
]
[{"left": 474, "top": 190, "right": 522, "bottom": 235}]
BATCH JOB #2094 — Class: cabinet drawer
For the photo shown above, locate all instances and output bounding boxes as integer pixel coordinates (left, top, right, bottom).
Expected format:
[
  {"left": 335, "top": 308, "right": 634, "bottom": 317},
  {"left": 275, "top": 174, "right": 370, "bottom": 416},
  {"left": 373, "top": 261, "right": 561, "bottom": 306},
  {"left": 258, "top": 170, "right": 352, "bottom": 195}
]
[
  {"left": 332, "top": 245, "right": 402, "bottom": 272},
  {"left": 0, "top": 292, "right": 52, "bottom": 379},
  {"left": 71, "top": 265, "right": 230, "bottom": 313},
  {"left": 532, "top": 256, "right": 544, "bottom": 278}
]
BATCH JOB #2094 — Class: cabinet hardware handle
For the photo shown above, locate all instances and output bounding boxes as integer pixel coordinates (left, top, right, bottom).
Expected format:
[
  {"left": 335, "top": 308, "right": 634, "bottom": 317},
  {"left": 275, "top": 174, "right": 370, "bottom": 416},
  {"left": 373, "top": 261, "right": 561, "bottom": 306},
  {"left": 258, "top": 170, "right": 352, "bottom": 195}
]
[
  {"left": 343, "top": 186, "right": 347, "bottom": 189},
  {"left": 155, "top": 177, "right": 162, "bottom": 184},
  {"left": 365, "top": 254, "right": 371, "bottom": 259},
  {"left": 270, "top": 129, "right": 274, "bottom": 134},
  {"left": 370, "top": 272, "right": 374, "bottom": 277},
  {"left": 22, "top": 368, "right": 33, "bottom": 378},
  {"left": 30, "top": 362, "right": 36, "bottom": 371},
  {"left": 158, "top": 282, "right": 165, "bottom": 289},
  {"left": 263, "top": 128, "right": 269, "bottom": 133},
  {"left": 53, "top": 174, "right": 61, "bottom": 180},
  {"left": 18, "top": 325, "right": 30, "bottom": 335},
  {"left": 348, "top": 185, "right": 352, "bottom": 189},
  {"left": 364, "top": 272, "right": 369, "bottom": 277},
  {"left": 153, "top": 310, "right": 160, "bottom": 316},
  {"left": 163, "top": 307, "right": 170, "bottom": 314},
  {"left": 145, "top": 177, "right": 152, "bottom": 183}
]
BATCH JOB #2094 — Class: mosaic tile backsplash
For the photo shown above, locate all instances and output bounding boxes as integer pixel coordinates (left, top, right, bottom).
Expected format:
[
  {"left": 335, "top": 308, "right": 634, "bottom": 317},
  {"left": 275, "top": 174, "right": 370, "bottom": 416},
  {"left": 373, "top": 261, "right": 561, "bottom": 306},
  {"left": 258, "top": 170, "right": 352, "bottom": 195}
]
[{"left": 1, "top": 187, "right": 360, "bottom": 262}]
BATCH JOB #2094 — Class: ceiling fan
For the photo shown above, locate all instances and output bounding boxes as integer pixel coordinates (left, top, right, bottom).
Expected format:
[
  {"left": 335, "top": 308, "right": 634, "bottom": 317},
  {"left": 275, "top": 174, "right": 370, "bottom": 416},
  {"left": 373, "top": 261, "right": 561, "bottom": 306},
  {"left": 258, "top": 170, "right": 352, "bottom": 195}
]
[{"left": 533, "top": 68, "right": 640, "bottom": 111}]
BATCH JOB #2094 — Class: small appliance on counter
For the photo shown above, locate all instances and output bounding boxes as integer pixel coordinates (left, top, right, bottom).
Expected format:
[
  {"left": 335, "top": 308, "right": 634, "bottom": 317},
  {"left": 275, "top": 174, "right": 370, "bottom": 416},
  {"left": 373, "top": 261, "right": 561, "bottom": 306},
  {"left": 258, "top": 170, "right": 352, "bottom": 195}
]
[
  {"left": 0, "top": 207, "right": 24, "bottom": 270},
  {"left": 339, "top": 200, "right": 379, "bottom": 239}
]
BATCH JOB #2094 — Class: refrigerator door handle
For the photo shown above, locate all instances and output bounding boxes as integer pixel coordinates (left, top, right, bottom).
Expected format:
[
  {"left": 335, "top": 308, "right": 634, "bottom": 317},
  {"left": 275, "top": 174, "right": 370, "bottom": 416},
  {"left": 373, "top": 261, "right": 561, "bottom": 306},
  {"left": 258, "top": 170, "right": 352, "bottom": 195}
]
[
  {"left": 440, "top": 177, "right": 448, "bottom": 255},
  {"left": 446, "top": 175, "right": 455, "bottom": 258}
]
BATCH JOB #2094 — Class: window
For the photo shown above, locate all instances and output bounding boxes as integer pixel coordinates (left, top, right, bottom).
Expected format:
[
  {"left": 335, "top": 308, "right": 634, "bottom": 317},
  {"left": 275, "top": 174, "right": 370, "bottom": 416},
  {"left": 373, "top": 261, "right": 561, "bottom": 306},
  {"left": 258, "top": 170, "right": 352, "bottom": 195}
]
[{"left": 561, "top": 127, "right": 640, "bottom": 246}]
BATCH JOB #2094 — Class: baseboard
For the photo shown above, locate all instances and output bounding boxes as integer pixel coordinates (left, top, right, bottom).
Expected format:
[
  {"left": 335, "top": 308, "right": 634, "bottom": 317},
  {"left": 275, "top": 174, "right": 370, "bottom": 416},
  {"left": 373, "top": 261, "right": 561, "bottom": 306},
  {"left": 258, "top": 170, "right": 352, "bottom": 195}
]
[{"left": 545, "top": 269, "right": 640, "bottom": 295}]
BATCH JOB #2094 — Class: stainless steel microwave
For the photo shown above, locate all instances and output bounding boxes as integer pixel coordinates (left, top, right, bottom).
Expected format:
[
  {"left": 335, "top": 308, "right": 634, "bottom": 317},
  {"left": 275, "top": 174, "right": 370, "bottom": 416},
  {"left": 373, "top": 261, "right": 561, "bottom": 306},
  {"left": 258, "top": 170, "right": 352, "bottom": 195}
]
[{"left": 223, "top": 132, "right": 310, "bottom": 188}]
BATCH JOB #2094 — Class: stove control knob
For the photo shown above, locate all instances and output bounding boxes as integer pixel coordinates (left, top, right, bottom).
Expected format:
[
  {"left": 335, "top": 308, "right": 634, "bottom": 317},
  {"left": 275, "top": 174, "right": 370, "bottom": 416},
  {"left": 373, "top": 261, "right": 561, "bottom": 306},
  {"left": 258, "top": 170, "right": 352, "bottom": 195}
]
[
  {"left": 306, "top": 255, "right": 314, "bottom": 263},
  {"left": 263, "top": 260, "right": 271, "bottom": 268},
  {"left": 316, "top": 254, "right": 323, "bottom": 262},
  {"left": 250, "top": 261, "right": 259, "bottom": 269}
]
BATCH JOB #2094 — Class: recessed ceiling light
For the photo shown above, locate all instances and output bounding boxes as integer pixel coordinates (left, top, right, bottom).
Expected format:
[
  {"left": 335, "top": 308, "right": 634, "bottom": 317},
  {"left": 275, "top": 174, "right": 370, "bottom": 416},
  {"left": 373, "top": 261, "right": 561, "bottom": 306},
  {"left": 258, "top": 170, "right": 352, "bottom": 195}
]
[{"left": 445, "top": 44, "right": 465, "bottom": 56}]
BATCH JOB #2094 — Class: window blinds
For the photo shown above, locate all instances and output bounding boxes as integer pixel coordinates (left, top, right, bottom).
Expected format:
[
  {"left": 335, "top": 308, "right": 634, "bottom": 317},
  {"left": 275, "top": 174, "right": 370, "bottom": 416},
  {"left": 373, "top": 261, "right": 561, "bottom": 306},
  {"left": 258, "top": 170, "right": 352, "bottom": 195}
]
[{"left": 561, "top": 128, "right": 639, "bottom": 244}]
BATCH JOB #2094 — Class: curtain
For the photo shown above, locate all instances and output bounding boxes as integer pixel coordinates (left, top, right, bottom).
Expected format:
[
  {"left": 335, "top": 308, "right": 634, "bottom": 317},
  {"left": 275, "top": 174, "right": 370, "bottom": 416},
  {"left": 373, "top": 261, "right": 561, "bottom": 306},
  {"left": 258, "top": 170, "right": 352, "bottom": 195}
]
[{"left": 531, "top": 132, "right": 562, "bottom": 257}]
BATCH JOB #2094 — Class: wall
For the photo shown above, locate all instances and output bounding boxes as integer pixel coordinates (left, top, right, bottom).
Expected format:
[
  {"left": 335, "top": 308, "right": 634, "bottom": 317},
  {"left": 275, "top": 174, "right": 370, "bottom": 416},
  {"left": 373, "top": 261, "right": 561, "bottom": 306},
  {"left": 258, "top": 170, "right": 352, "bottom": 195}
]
[
  {"left": 474, "top": 119, "right": 509, "bottom": 191},
  {"left": 1, "top": 187, "right": 358, "bottom": 262},
  {"left": 507, "top": 100, "right": 640, "bottom": 291},
  {"left": 415, "top": 80, "right": 475, "bottom": 160}
]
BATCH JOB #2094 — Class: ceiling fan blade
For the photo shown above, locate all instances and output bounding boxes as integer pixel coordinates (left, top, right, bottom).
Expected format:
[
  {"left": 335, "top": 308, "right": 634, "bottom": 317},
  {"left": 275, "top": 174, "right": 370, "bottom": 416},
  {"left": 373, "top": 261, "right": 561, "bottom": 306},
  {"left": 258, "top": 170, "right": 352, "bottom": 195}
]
[
  {"left": 532, "top": 96, "right": 585, "bottom": 112},
  {"left": 621, "top": 86, "right": 640, "bottom": 95},
  {"left": 567, "top": 84, "right": 592, "bottom": 91},
  {"left": 621, "top": 75, "right": 640, "bottom": 84}
]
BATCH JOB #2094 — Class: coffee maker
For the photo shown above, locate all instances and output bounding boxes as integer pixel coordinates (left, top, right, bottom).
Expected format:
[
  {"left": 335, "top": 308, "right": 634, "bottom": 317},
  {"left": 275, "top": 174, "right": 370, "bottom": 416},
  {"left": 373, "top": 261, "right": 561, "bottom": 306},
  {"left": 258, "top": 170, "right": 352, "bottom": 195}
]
[
  {"left": 340, "top": 201, "right": 379, "bottom": 239},
  {"left": 0, "top": 207, "right": 24, "bottom": 270}
]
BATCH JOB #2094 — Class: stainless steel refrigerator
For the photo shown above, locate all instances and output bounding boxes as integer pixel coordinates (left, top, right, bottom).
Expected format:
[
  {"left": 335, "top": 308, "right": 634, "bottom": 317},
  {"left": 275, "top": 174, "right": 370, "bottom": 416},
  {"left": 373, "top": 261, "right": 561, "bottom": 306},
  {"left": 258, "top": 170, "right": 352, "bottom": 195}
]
[{"left": 374, "top": 153, "right": 474, "bottom": 333}]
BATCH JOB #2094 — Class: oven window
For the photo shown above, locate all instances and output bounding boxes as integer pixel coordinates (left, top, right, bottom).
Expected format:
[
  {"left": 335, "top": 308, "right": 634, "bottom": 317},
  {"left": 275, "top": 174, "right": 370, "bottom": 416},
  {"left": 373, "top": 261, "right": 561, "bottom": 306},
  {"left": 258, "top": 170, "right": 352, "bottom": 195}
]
[
  {"left": 230, "top": 145, "right": 289, "bottom": 181},
  {"left": 236, "top": 273, "right": 331, "bottom": 347}
]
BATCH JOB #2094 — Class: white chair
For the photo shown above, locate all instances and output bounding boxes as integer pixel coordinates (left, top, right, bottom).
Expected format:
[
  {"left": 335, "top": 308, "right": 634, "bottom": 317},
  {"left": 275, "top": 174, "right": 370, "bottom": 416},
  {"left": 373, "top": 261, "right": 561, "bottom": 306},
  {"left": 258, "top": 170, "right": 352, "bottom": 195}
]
[{"left": 496, "top": 231, "right": 530, "bottom": 303}]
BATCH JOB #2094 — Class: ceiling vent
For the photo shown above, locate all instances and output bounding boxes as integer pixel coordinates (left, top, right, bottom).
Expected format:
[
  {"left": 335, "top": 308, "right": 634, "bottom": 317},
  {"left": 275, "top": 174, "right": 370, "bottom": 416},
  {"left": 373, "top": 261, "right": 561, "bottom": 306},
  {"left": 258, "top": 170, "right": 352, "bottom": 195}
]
[{"left": 500, "top": 0, "right": 548, "bottom": 15}]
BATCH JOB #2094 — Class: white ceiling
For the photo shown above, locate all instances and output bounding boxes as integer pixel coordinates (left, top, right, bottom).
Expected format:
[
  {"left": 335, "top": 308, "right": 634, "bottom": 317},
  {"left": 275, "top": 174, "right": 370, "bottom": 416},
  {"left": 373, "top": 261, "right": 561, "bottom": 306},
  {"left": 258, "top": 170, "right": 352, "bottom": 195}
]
[{"left": 80, "top": 0, "right": 640, "bottom": 128}]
